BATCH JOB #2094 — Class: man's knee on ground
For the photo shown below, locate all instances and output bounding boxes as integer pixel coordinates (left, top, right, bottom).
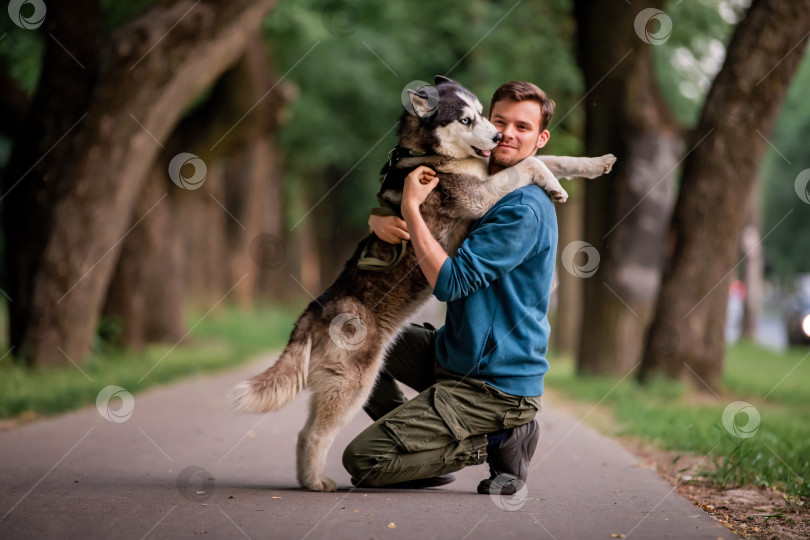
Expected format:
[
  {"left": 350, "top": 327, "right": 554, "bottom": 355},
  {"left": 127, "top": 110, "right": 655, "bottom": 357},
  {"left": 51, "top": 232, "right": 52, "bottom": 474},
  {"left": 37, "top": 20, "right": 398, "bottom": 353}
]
[{"left": 342, "top": 437, "right": 374, "bottom": 480}]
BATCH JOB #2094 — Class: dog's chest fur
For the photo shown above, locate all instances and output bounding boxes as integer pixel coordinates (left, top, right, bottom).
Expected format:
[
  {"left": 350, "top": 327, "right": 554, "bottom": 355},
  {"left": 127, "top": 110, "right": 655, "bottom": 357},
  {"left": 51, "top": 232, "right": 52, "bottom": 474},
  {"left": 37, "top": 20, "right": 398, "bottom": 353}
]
[{"left": 378, "top": 156, "right": 489, "bottom": 255}]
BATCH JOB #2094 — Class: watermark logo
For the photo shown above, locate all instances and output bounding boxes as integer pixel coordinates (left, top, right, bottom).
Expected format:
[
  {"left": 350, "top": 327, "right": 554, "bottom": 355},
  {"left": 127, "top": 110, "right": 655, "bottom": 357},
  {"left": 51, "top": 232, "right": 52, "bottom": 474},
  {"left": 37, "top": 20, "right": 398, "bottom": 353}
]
[
  {"left": 794, "top": 169, "right": 810, "bottom": 204},
  {"left": 561, "top": 241, "right": 600, "bottom": 278},
  {"left": 168, "top": 152, "right": 207, "bottom": 190},
  {"left": 28, "top": 308, "right": 52, "bottom": 341},
  {"left": 402, "top": 80, "right": 440, "bottom": 118},
  {"left": 488, "top": 165, "right": 521, "bottom": 198},
  {"left": 96, "top": 385, "right": 135, "bottom": 423},
  {"left": 634, "top": 8, "right": 672, "bottom": 45},
  {"left": 249, "top": 233, "right": 287, "bottom": 269},
  {"left": 176, "top": 465, "right": 215, "bottom": 502},
  {"left": 722, "top": 401, "right": 760, "bottom": 439},
  {"left": 649, "top": 323, "right": 680, "bottom": 358},
  {"left": 8, "top": 0, "right": 46, "bottom": 29},
  {"left": 329, "top": 312, "right": 367, "bottom": 351},
  {"left": 321, "top": 1, "right": 358, "bottom": 37},
  {"left": 488, "top": 474, "right": 528, "bottom": 511}
]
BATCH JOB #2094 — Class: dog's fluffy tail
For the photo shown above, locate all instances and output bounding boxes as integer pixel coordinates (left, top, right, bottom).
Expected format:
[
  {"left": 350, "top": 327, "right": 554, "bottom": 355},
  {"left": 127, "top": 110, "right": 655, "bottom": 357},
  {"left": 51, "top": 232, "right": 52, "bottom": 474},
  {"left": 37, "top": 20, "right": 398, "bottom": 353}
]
[{"left": 226, "top": 331, "right": 312, "bottom": 413}]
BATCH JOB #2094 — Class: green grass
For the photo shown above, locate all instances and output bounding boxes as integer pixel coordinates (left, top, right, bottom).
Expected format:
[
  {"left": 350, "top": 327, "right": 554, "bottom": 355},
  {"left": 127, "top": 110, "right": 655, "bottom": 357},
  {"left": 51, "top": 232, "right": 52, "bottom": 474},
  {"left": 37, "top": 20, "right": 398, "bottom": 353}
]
[
  {"left": 0, "top": 304, "right": 301, "bottom": 420},
  {"left": 546, "top": 343, "right": 810, "bottom": 502}
]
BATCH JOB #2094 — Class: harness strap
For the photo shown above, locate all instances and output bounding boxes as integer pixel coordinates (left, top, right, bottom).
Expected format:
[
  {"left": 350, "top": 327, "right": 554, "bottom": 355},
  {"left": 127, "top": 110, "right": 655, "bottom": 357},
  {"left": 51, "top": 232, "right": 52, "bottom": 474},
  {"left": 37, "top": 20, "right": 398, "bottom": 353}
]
[
  {"left": 357, "top": 145, "right": 430, "bottom": 272},
  {"left": 357, "top": 239, "right": 409, "bottom": 272}
]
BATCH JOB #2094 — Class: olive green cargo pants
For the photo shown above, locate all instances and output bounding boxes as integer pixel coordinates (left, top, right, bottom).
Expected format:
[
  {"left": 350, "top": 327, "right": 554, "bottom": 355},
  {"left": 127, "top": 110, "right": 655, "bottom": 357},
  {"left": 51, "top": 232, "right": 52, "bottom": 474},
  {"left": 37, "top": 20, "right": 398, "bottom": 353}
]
[{"left": 342, "top": 323, "right": 541, "bottom": 487}]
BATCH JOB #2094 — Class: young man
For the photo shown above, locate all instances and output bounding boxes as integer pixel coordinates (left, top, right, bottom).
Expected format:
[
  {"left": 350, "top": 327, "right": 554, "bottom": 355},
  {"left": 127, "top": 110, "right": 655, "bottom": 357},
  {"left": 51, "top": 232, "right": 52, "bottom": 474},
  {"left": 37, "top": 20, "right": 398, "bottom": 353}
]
[{"left": 342, "top": 81, "right": 557, "bottom": 494}]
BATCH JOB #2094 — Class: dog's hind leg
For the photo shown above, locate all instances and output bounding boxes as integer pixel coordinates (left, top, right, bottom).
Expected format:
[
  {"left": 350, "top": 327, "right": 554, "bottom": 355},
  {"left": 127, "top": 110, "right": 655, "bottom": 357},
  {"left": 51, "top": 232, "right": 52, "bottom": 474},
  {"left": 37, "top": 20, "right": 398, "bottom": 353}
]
[{"left": 296, "top": 344, "right": 383, "bottom": 492}]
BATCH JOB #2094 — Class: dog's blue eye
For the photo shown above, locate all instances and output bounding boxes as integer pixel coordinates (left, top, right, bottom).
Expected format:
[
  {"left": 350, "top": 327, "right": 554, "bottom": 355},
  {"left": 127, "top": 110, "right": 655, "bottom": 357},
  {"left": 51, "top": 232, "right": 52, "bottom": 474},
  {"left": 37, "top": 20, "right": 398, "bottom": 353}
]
[{"left": 460, "top": 118, "right": 471, "bottom": 125}]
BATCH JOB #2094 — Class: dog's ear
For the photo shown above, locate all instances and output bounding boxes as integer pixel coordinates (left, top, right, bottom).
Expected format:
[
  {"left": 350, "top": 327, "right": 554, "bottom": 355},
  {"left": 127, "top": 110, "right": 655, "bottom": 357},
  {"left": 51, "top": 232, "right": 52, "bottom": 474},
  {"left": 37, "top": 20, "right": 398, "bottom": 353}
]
[
  {"left": 434, "top": 75, "right": 454, "bottom": 86},
  {"left": 407, "top": 88, "right": 436, "bottom": 118}
]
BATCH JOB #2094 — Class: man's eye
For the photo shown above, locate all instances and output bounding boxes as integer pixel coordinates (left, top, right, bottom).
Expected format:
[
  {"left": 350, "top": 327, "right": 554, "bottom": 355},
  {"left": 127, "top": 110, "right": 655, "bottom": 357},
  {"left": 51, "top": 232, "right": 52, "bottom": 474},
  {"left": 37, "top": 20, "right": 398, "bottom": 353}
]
[{"left": 460, "top": 118, "right": 471, "bottom": 125}]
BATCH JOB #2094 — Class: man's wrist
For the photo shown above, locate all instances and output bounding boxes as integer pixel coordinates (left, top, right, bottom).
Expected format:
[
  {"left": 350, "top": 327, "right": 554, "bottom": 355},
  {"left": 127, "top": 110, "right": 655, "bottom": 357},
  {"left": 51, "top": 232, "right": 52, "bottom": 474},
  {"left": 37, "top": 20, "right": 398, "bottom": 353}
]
[{"left": 401, "top": 202, "right": 420, "bottom": 220}]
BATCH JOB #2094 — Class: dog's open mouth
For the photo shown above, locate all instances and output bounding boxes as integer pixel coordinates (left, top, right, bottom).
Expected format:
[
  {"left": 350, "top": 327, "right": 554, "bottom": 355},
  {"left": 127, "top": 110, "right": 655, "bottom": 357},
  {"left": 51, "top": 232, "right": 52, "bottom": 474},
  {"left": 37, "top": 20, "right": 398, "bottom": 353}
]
[{"left": 472, "top": 146, "right": 491, "bottom": 157}]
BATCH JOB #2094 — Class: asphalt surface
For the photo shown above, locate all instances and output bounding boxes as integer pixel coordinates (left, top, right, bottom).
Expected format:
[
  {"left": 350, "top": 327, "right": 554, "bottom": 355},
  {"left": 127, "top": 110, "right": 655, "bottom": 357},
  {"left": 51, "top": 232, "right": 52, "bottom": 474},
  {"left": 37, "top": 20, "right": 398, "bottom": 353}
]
[{"left": 0, "top": 350, "right": 739, "bottom": 540}]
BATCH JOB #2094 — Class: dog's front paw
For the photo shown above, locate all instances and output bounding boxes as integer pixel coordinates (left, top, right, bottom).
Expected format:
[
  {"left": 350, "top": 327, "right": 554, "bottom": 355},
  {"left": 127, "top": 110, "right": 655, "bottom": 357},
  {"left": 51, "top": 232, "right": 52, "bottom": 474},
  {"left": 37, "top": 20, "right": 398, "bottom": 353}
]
[
  {"left": 600, "top": 154, "right": 617, "bottom": 174},
  {"left": 305, "top": 476, "right": 337, "bottom": 492},
  {"left": 548, "top": 187, "right": 568, "bottom": 203}
]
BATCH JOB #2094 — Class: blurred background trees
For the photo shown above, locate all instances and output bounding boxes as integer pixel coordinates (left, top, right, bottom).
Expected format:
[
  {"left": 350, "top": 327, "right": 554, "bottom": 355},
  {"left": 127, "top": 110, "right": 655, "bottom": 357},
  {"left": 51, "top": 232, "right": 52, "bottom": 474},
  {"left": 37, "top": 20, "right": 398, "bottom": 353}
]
[{"left": 0, "top": 0, "right": 808, "bottom": 392}]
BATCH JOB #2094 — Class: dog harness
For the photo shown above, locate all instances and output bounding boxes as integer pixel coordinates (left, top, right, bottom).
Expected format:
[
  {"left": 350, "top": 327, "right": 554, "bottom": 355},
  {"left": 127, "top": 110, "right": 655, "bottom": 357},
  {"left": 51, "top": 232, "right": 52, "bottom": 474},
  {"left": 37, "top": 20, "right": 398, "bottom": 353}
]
[{"left": 357, "top": 146, "right": 431, "bottom": 272}]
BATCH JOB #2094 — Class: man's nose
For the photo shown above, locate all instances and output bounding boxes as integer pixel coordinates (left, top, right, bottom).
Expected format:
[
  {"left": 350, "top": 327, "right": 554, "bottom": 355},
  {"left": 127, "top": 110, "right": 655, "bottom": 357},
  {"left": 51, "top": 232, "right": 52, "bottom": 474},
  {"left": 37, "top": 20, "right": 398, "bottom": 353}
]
[{"left": 493, "top": 132, "right": 503, "bottom": 143}]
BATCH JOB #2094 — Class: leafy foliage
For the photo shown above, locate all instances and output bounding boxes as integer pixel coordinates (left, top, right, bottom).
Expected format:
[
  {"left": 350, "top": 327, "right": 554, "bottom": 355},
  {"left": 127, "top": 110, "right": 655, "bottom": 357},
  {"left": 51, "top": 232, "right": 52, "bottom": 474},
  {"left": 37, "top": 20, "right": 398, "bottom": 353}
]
[
  {"left": 263, "top": 0, "right": 582, "bottom": 231},
  {"left": 653, "top": 0, "right": 741, "bottom": 125}
]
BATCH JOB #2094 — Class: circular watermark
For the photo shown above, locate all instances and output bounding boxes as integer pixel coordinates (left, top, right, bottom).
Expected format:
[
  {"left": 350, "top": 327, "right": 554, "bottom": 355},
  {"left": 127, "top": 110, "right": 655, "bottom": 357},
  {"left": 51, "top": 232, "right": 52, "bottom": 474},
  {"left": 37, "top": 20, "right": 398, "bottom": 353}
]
[
  {"left": 723, "top": 90, "right": 749, "bottom": 127},
  {"left": 96, "top": 385, "right": 135, "bottom": 423},
  {"left": 488, "top": 474, "right": 528, "bottom": 511},
  {"left": 328, "top": 312, "right": 367, "bottom": 351},
  {"left": 8, "top": 0, "right": 46, "bottom": 30},
  {"left": 488, "top": 165, "right": 521, "bottom": 199},
  {"left": 176, "top": 465, "right": 215, "bottom": 502},
  {"left": 168, "top": 153, "right": 207, "bottom": 190},
  {"left": 401, "top": 80, "right": 440, "bottom": 118},
  {"left": 721, "top": 401, "right": 760, "bottom": 439},
  {"left": 634, "top": 8, "right": 672, "bottom": 45},
  {"left": 321, "top": 1, "right": 358, "bottom": 37},
  {"left": 649, "top": 323, "right": 680, "bottom": 358},
  {"left": 561, "top": 241, "right": 600, "bottom": 278},
  {"left": 794, "top": 169, "right": 810, "bottom": 204},
  {"left": 249, "top": 233, "right": 287, "bottom": 269},
  {"left": 27, "top": 308, "right": 52, "bottom": 341}
]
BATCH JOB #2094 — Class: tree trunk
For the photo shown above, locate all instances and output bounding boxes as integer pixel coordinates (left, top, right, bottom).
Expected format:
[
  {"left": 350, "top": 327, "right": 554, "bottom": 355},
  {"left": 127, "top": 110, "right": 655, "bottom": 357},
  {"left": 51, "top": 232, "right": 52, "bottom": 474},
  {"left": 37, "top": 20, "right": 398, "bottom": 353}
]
[
  {"left": 2, "top": 0, "right": 103, "bottom": 363},
  {"left": 6, "top": 0, "right": 277, "bottom": 366},
  {"left": 573, "top": 0, "right": 680, "bottom": 375},
  {"left": 740, "top": 189, "right": 763, "bottom": 341},
  {"left": 640, "top": 0, "right": 810, "bottom": 389},
  {"left": 104, "top": 34, "right": 292, "bottom": 346},
  {"left": 552, "top": 187, "right": 583, "bottom": 356},
  {"left": 102, "top": 164, "right": 184, "bottom": 349}
]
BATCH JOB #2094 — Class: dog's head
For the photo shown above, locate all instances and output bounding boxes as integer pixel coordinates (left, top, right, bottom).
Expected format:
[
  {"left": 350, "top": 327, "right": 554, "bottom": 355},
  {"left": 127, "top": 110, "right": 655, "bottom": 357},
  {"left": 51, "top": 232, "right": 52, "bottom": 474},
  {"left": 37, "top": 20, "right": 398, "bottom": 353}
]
[{"left": 402, "top": 76, "right": 502, "bottom": 160}]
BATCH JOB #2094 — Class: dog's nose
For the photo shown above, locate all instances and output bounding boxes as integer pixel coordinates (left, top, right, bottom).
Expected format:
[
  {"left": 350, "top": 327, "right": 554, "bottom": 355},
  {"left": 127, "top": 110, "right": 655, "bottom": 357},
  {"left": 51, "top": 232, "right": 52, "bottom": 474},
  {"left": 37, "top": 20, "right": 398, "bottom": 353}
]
[{"left": 493, "top": 132, "right": 503, "bottom": 143}]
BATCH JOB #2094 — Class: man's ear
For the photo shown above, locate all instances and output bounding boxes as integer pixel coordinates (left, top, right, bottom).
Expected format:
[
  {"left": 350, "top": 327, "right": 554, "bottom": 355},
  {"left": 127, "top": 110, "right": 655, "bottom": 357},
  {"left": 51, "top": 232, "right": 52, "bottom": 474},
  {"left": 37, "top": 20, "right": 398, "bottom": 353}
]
[
  {"left": 407, "top": 89, "right": 435, "bottom": 118},
  {"left": 536, "top": 129, "right": 550, "bottom": 150}
]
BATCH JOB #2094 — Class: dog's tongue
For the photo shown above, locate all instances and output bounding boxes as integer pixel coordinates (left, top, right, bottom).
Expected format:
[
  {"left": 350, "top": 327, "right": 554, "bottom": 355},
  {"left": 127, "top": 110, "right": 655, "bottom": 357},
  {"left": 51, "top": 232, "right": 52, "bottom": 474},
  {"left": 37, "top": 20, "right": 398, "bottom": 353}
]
[{"left": 481, "top": 149, "right": 491, "bottom": 157}]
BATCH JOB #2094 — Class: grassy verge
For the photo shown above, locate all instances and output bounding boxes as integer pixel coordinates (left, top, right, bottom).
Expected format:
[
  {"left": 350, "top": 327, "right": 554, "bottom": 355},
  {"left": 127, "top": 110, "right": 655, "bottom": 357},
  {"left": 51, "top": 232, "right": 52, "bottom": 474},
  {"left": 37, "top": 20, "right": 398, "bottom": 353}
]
[
  {"left": 546, "top": 343, "right": 810, "bottom": 501},
  {"left": 0, "top": 304, "right": 301, "bottom": 420}
]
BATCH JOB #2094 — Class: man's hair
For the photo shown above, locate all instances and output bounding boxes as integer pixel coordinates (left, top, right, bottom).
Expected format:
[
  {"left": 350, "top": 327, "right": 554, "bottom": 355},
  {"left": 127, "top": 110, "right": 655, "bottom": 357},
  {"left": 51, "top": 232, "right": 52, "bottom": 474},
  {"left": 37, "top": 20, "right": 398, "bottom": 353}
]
[{"left": 489, "top": 81, "right": 555, "bottom": 131}]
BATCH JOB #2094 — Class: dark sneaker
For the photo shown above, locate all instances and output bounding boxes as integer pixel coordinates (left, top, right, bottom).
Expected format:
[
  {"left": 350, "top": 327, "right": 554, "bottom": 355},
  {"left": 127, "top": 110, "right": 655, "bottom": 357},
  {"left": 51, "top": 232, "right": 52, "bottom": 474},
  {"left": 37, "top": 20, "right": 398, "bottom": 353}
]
[
  {"left": 352, "top": 473, "right": 456, "bottom": 489},
  {"left": 476, "top": 419, "right": 539, "bottom": 495}
]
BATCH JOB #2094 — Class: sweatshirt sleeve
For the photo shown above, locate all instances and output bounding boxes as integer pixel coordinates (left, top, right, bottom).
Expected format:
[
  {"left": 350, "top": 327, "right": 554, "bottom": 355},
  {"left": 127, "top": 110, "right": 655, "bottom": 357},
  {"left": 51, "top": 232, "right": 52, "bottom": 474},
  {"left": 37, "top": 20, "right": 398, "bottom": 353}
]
[{"left": 433, "top": 202, "right": 543, "bottom": 302}]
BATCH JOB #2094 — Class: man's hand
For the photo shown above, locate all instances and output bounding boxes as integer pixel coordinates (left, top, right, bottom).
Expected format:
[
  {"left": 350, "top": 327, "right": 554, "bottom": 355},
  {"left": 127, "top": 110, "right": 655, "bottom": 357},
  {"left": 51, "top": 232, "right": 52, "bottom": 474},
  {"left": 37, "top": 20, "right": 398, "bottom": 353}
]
[
  {"left": 368, "top": 214, "right": 410, "bottom": 244},
  {"left": 401, "top": 166, "right": 438, "bottom": 217}
]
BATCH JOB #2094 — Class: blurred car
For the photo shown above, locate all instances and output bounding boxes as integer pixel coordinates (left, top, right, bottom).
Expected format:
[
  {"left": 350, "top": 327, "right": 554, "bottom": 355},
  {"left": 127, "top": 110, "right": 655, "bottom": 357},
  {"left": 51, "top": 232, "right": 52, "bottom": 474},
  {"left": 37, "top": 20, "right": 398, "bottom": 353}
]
[{"left": 785, "top": 275, "right": 810, "bottom": 346}]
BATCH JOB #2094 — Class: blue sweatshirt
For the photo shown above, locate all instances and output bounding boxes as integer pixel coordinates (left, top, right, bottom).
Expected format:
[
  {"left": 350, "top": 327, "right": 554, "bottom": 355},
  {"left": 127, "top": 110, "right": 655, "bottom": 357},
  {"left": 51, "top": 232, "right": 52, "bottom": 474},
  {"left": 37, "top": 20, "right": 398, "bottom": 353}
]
[{"left": 432, "top": 185, "right": 558, "bottom": 397}]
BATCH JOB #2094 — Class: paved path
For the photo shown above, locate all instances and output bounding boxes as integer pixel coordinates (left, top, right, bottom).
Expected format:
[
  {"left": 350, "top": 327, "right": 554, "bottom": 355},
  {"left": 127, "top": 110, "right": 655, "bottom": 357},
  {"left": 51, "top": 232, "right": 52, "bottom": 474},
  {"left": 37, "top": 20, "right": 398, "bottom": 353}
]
[{"left": 0, "top": 354, "right": 737, "bottom": 540}]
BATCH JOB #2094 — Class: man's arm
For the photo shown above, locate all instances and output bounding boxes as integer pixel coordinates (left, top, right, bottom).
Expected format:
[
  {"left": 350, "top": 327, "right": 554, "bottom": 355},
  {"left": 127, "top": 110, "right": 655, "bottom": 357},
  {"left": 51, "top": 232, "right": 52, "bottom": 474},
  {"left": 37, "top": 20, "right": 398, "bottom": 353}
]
[{"left": 401, "top": 166, "right": 447, "bottom": 289}]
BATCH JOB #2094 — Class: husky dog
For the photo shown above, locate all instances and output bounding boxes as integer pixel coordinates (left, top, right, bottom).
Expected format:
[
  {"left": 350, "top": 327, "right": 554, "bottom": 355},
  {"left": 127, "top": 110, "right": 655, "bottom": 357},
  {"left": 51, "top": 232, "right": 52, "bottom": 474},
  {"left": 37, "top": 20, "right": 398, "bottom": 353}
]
[{"left": 228, "top": 76, "right": 615, "bottom": 491}]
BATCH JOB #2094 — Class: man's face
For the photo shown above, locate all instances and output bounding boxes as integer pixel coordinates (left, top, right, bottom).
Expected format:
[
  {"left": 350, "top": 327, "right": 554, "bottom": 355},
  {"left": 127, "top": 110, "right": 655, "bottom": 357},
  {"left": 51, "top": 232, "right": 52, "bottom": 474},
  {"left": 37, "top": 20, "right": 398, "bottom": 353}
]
[{"left": 489, "top": 99, "right": 550, "bottom": 169}]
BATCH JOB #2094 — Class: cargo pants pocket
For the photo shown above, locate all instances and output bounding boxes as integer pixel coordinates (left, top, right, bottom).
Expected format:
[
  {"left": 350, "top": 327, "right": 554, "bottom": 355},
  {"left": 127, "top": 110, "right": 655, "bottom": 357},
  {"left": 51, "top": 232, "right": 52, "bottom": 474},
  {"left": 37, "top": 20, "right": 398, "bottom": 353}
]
[
  {"left": 381, "top": 386, "right": 476, "bottom": 453},
  {"left": 501, "top": 396, "right": 542, "bottom": 429}
]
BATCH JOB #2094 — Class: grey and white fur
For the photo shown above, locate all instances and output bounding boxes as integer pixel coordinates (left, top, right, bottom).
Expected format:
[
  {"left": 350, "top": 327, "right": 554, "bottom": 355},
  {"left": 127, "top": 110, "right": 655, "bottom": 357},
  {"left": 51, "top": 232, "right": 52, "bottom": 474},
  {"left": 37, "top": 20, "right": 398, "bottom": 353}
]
[{"left": 227, "top": 76, "right": 616, "bottom": 491}]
